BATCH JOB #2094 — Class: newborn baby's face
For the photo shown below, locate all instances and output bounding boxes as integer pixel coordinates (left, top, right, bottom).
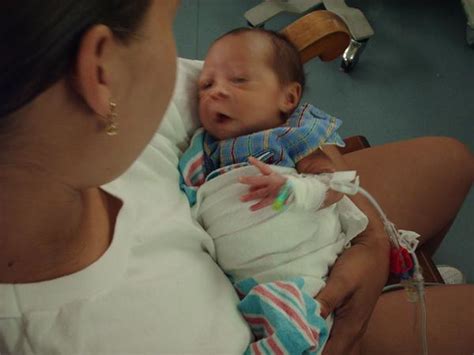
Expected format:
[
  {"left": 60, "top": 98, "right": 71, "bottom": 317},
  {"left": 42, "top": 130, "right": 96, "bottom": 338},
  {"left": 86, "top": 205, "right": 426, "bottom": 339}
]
[{"left": 198, "top": 33, "right": 287, "bottom": 140}]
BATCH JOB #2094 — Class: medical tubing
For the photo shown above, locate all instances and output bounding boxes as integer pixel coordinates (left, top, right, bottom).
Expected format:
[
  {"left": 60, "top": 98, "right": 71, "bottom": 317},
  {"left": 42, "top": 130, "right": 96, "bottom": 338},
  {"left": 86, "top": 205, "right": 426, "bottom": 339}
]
[
  {"left": 265, "top": 172, "right": 428, "bottom": 353},
  {"left": 412, "top": 250, "right": 429, "bottom": 355},
  {"left": 355, "top": 187, "right": 401, "bottom": 248},
  {"left": 383, "top": 281, "right": 442, "bottom": 292},
  {"left": 330, "top": 180, "right": 428, "bottom": 355}
]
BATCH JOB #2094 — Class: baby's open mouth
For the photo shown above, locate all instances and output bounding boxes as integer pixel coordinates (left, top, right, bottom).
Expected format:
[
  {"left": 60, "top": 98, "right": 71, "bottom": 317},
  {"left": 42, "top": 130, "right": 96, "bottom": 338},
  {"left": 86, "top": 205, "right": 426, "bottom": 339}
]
[{"left": 216, "top": 113, "right": 232, "bottom": 123}]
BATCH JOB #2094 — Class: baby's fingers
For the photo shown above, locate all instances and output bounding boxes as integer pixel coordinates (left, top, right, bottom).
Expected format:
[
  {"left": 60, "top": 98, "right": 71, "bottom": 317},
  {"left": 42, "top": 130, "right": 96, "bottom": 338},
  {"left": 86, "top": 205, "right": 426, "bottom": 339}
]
[
  {"left": 248, "top": 156, "right": 273, "bottom": 175},
  {"left": 239, "top": 175, "right": 270, "bottom": 187},
  {"left": 240, "top": 187, "right": 269, "bottom": 202},
  {"left": 249, "top": 197, "right": 274, "bottom": 211}
]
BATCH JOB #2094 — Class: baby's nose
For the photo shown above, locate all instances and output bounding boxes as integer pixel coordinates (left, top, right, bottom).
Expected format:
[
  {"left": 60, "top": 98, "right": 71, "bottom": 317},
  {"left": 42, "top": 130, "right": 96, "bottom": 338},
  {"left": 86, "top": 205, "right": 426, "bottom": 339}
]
[{"left": 209, "top": 83, "right": 230, "bottom": 100}]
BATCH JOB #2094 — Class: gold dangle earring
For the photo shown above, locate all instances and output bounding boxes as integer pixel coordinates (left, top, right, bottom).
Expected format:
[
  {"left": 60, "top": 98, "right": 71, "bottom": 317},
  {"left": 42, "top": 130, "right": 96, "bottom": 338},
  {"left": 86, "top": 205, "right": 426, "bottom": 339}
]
[{"left": 106, "top": 99, "right": 119, "bottom": 136}]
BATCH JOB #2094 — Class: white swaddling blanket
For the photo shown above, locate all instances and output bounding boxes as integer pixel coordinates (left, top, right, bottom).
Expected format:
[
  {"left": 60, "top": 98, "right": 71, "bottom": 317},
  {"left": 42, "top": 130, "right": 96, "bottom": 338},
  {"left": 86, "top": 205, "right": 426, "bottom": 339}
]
[{"left": 193, "top": 165, "right": 369, "bottom": 296}]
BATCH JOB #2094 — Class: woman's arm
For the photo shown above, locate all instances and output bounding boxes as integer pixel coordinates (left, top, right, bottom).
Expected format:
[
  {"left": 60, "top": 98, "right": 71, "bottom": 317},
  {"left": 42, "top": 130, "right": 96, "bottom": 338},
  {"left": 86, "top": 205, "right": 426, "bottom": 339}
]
[{"left": 297, "top": 145, "right": 391, "bottom": 355}]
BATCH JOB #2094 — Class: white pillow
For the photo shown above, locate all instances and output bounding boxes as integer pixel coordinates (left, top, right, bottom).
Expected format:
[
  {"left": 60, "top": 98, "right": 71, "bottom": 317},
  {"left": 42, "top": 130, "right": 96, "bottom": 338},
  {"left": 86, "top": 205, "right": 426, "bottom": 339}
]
[{"left": 157, "top": 58, "right": 204, "bottom": 153}]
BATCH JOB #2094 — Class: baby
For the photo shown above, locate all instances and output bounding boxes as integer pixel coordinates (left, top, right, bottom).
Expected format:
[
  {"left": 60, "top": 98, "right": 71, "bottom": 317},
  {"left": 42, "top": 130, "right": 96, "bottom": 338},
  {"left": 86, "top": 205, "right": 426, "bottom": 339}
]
[{"left": 179, "top": 28, "right": 368, "bottom": 355}]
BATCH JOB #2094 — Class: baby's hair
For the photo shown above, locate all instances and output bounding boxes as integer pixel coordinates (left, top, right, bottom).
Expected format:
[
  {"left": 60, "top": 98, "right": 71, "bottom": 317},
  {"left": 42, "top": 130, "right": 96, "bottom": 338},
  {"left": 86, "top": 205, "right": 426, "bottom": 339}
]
[{"left": 214, "top": 27, "right": 306, "bottom": 95}]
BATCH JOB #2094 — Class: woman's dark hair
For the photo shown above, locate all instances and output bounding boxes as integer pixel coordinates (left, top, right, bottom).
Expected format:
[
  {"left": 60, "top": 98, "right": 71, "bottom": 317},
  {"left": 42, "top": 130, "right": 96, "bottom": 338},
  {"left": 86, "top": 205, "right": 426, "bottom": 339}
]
[
  {"left": 215, "top": 28, "right": 306, "bottom": 95},
  {"left": 0, "top": 0, "right": 152, "bottom": 120}
]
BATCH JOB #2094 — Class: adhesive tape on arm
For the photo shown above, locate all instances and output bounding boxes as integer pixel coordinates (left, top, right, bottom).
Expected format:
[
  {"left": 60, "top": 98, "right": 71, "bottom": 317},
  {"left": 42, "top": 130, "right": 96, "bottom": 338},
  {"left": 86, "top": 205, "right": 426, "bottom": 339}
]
[{"left": 286, "top": 175, "right": 328, "bottom": 211}]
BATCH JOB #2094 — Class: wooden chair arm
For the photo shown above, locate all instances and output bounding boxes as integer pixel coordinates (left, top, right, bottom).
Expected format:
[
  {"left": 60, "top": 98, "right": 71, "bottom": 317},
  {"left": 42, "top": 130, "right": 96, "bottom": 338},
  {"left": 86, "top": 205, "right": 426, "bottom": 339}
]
[
  {"left": 339, "top": 135, "right": 370, "bottom": 154},
  {"left": 281, "top": 10, "right": 351, "bottom": 63}
]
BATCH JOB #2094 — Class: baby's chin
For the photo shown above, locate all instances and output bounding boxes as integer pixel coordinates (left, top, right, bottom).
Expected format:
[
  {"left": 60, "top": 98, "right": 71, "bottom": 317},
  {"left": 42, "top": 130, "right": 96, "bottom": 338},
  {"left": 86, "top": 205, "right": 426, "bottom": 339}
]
[
  {"left": 201, "top": 120, "right": 240, "bottom": 140},
  {"left": 208, "top": 129, "right": 240, "bottom": 141}
]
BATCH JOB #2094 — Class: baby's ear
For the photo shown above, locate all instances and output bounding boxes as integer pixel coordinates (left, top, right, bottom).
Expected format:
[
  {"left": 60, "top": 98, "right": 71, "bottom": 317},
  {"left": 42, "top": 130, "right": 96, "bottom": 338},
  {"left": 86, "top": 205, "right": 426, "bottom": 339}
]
[{"left": 279, "top": 82, "right": 302, "bottom": 114}]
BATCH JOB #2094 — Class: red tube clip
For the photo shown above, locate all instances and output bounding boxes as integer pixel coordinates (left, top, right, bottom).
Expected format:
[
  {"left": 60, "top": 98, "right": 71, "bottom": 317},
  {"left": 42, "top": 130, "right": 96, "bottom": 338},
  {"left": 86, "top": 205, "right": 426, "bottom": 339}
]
[{"left": 390, "top": 247, "right": 414, "bottom": 275}]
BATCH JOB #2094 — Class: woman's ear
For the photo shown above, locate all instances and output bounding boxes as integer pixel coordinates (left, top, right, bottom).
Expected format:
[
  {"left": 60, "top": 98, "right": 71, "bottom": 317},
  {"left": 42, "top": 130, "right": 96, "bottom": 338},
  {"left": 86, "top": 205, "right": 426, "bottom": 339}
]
[
  {"left": 72, "top": 24, "right": 117, "bottom": 117},
  {"left": 279, "top": 82, "right": 302, "bottom": 115}
]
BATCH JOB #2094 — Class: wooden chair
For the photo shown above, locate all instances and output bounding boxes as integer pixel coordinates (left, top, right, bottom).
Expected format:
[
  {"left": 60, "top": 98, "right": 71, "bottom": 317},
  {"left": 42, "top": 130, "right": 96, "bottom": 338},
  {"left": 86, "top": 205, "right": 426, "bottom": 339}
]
[{"left": 282, "top": 11, "right": 444, "bottom": 284}]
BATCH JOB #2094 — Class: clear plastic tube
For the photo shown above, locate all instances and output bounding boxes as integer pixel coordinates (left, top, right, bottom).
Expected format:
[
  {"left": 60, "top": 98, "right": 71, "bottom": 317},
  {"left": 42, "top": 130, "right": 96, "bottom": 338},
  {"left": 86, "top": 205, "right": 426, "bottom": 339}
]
[{"left": 330, "top": 180, "right": 429, "bottom": 355}]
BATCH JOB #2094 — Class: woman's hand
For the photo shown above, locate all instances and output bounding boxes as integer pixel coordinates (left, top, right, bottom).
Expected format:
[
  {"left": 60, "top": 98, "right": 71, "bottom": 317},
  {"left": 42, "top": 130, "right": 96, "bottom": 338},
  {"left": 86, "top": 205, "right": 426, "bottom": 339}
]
[
  {"left": 316, "top": 234, "right": 390, "bottom": 355},
  {"left": 239, "top": 156, "right": 287, "bottom": 211}
]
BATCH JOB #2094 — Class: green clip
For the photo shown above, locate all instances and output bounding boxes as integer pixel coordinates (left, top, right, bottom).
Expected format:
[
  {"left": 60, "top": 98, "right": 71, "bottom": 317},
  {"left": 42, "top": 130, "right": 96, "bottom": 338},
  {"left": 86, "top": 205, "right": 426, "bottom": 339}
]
[{"left": 272, "top": 181, "right": 292, "bottom": 211}]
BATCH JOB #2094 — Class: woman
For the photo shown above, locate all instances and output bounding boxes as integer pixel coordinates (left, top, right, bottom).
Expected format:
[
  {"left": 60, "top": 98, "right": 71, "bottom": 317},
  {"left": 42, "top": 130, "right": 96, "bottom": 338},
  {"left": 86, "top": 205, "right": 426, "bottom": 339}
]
[{"left": 0, "top": 0, "right": 472, "bottom": 354}]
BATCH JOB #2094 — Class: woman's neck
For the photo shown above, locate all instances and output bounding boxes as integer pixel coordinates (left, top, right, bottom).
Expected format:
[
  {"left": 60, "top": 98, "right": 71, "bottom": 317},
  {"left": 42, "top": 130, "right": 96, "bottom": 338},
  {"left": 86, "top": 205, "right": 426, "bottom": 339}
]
[{"left": 0, "top": 169, "right": 118, "bottom": 283}]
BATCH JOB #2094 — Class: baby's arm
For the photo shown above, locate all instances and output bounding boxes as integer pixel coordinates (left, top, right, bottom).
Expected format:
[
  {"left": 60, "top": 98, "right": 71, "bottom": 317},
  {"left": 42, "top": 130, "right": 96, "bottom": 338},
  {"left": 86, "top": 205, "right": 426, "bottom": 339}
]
[
  {"left": 296, "top": 146, "right": 344, "bottom": 207},
  {"left": 239, "top": 155, "right": 337, "bottom": 211}
]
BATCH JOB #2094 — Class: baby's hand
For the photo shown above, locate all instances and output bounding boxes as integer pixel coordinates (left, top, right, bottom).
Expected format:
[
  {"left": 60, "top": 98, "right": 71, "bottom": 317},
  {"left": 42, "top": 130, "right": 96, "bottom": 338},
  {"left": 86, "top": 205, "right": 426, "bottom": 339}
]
[{"left": 239, "top": 156, "right": 287, "bottom": 211}]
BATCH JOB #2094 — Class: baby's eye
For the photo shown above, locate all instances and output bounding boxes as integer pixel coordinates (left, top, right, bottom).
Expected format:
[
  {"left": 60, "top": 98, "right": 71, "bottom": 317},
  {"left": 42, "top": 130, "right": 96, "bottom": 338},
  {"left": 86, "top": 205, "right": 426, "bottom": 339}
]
[
  {"left": 199, "top": 81, "right": 212, "bottom": 90},
  {"left": 232, "top": 77, "right": 247, "bottom": 84}
]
